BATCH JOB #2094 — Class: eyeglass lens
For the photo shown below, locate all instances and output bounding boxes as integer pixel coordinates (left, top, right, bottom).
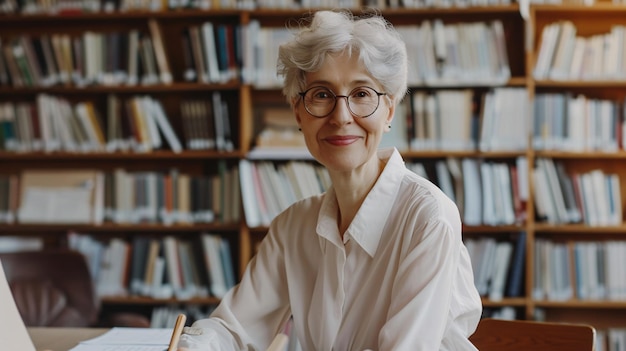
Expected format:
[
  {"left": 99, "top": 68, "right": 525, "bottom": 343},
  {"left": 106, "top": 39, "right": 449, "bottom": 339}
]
[{"left": 302, "top": 86, "right": 381, "bottom": 118}]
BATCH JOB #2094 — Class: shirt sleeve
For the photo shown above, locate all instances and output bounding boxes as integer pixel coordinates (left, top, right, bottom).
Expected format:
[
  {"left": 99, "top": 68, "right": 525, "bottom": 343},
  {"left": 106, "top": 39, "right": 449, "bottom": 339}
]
[
  {"left": 191, "top": 222, "right": 292, "bottom": 351},
  {"left": 377, "top": 215, "right": 480, "bottom": 351}
]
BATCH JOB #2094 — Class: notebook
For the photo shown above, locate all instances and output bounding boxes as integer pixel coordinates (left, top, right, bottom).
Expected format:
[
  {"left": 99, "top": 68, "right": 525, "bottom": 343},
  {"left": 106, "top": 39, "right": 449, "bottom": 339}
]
[{"left": 0, "top": 259, "right": 36, "bottom": 351}]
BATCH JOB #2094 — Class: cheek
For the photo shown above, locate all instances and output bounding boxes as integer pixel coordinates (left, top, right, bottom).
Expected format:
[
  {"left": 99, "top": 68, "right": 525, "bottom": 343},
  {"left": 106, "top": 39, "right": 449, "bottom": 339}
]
[
  {"left": 300, "top": 122, "right": 322, "bottom": 143},
  {"left": 360, "top": 119, "right": 387, "bottom": 137}
]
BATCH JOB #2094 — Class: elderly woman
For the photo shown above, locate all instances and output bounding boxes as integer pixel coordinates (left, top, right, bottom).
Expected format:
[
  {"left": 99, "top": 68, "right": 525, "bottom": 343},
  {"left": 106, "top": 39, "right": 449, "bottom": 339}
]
[{"left": 179, "top": 10, "right": 482, "bottom": 351}]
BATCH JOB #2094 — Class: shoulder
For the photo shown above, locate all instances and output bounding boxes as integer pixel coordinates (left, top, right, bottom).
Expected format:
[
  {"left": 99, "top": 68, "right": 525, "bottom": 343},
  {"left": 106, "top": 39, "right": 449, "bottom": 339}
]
[
  {"left": 277, "top": 192, "right": 325, "bottom": 220},
  {"left": 267, "top": 193, "right": 325, "bottom": 238},
  {"left": 402, "top": 170, "right": 459, "bottom": 218},
  {"left": 392, "top": 172, "right": 462, "bottom": 247},
  {"left": 379, "top": 148, "right": 461, "bottom": 235}
]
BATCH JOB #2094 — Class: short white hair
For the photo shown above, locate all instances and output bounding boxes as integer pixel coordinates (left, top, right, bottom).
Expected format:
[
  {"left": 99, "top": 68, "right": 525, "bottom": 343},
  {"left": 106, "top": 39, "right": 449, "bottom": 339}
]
[{"left": 277, "top": 10, "right": 408, "bottom": 107}]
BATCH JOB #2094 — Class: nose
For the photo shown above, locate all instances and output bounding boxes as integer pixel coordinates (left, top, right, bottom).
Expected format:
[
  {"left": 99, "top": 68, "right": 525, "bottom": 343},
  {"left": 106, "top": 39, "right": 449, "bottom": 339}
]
[{"left": 329, "top": 95, "right": 353, "bottom": 126}]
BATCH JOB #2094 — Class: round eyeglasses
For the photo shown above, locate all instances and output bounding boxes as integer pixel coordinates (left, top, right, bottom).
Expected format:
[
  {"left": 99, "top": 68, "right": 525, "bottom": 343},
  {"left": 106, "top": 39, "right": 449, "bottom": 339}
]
[{"left": 298, "top": 86, "right": 387, "bottom": 118}]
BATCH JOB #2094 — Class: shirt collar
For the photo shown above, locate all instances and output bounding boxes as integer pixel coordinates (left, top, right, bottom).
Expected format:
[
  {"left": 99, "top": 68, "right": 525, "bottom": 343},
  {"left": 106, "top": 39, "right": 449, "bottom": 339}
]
[{"left": 316, "top": 148, "right": 405, "bottom": 257}]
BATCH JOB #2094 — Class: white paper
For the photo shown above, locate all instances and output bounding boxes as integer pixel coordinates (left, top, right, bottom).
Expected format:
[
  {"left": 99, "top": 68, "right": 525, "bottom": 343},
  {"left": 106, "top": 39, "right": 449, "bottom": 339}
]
[
  {"left": 0, "top": 259, "right": 37, "bottom": 351},
  {"left": 69, "top": 327, "right": 174, "bottom": 351},
  {"left": 69, "top": 346, "right": 167, "bottom": 351}
]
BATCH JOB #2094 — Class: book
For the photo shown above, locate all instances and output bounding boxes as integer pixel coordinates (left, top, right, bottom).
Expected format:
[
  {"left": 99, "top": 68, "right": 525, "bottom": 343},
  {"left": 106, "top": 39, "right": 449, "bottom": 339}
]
[
  {"left": 18, "top": 169, "right": 104, "bottom": 224},
  {"left": 480, "top": 162, "right": 497, "bottom": 226},
  {"left": 143, "top": 239, "right": 162, "bottom": 297},
  {"left": 19, "top": 36, "right": 43, "bottom": 87},
  {"left": 50, "top": 34, "right": 68, "bottom": 85},
  {"left": 2, "top": 42, "right": 23, "bottom": 87},
  {"left": 129, "top": 236, "right": 151, "bottom": 295},
  {"left": 126, "top": 29, "right": 140, "bottom": 86},
  {"left": 181, "top": 28, "right": 197, "bottom": 82},
  {"left": 129, "top": 97, "right": 152, "bottom": 151},
  {"left": 488, "top": 240, "right": 513, "bottom": 301},
  {"left": 533, "top": 22, "right": 561, "bottom": 80},
  {"left": 254, "top": 107, "right": 303, "bottom": 149},
  {"left": 0, "top": 39, "right": 9, "bottom": 85},
  {"left": 461, "top": 158, "right": 482, "bottom": 226},
  {"left": 31, "top": 36, "right": 57, "bottom": 86},
  {"left": 212, "top": 92, "right": 226, "bottom": 151},
  {"left": 150, "top": 98, "right": 182, "bottom": 153},
  {"left": 214, "top": 24, "right": 230, "bottom": 82},
  {"left": 435, "top": 160, "right": 455, "bottom": 203},
  {"left": 494, "top": 162, "right": 515, "bottom": 225},
  {"left": 505, "top": 232, "right": 527, "bottom": 297},
  {"left": 11, "top": 39, "right": 34, "bottom": 86},
  {"left": 139, "top": 35, "right": 159, "bottom": 86},
  {"left": 148, "top": 19, "right": 173, "bottom": 84},
  {"left": 201, "top": 233, "right": 227, "bottom": 298},
  {"left": 163, "top": 236, "right": 183, "bottom": 297},
  {"left": 71, "top": 35, "right": 85, "bottom": 86},
  {"left": 239, "top": 159, "right": 261, "bottom": 228},
  {"left": 74, "top": 101, "right": 106, "bottom": 151},
  {"left": 0, "top": 236, "right": 43, "bottom": 252},
  {"left": 436, "top": 89, "right": 473, "bottom": 150},
  {"left": 201, "top": 21, "right": 221, "bottom": 83},
  {"left": 219, "top": 238, "right": 236, "bottom": 290},
  {"left": 549, "top": 21, "right": 577, "bottom": 80},
  {"left": 140, "top": 96, "right": 163, "bottom": 150}
]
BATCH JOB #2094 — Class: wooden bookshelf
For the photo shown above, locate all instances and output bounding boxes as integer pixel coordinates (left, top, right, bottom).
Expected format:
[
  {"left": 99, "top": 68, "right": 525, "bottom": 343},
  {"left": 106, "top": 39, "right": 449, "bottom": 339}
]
[{"left": 2, "top": 1, "right": 626, "bottom": 335}]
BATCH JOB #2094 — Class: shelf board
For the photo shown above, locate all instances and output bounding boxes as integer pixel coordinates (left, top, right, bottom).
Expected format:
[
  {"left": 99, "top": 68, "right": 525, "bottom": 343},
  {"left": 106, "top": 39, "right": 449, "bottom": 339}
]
[
  {"left": 247, "top": 147, "right": 313, "bottom": 160},
  {"left": 534, "top": 300, "right": 626, "bottom": 309},
  {"left": 381, "top": 4, "right": 521, "bottom": 15},
  {"left": 463, "top": 225, "right": 527, "bottom": 233},
  {"left": 507, "top": 77, "right": 528, "bottom": 86},
  {"left": 0, "top": 82, "right": 240, "bottom": 95},
  {"left": 535, "top": 150, "right": 626, "bottom": 159},
  {"left": 482, "top": 297, "right": 528, "bottom": 307},
  {"left": 535, "top": 80, "right": 626, "bottom": 88},
  {"left": 0, "top": 222, "right": 241, "bottom": 233},
  {"left": 0, "top": 4, "right": 523, "bottom": 24},
  {"left": 0, "top": 150, "right": 244, "bottom": 161},
  {"left": 533, "top": 3, "right": 626, "bottom": 13},
  {"left": 0, "top": 9, "right": 241, "bottom": 22},
  {"left": 250, "top": 224, "right": 528, "bottom": 234},
  {"left": 401, "top": 149, "right": 527, "bottom": 159},
  {"left": 533, "top": 223, "right": 626, "bottom": 234}
]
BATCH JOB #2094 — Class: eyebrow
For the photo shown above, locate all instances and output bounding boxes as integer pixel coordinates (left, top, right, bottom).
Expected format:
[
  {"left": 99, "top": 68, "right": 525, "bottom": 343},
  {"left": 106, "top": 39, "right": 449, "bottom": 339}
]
[
  {"left": 305, "top": 83, "right": 381, "bottom": 95},
  {"left": 305, "top": 79, "right": 376, "bottom": 88}
]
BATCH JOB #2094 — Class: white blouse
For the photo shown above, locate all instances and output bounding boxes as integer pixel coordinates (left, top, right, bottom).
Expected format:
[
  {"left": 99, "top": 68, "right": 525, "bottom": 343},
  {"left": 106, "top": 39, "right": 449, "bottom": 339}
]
[{"left": 192, "top": 148, "right": 482, "bottom": 351}]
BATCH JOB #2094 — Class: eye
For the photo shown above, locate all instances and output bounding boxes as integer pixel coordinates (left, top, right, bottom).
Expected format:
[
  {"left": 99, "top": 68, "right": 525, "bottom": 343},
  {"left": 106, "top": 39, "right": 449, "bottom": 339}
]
[
  {"left": 307, "top": 87, "right": 334, "bottom": 100},
  {"left": 314, "top": 91, "right": 331, "bottom": 99},
  {"left": 350, "top": 87, "right": 374, "bottom": 100}
]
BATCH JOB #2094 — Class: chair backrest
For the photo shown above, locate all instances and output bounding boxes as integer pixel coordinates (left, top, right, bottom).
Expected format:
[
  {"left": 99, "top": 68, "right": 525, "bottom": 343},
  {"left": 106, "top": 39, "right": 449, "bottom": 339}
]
[
  {"left": 0, "top": 250, "right": 99, "bottom": 327},
  {"left": 469, "top": 318, "right": 596, "bottom": 351}
]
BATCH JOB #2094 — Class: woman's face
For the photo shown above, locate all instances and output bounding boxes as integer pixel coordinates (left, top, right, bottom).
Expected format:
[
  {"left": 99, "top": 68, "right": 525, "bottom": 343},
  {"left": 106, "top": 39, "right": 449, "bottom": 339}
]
[{"left": 294, "top": 51, "right": 395, "bottom": 173}]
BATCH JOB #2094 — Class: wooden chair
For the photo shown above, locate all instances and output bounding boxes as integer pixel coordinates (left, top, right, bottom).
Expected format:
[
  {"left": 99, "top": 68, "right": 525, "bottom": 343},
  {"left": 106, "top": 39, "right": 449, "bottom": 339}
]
[{"left": 469, "top": 318, "right": 596, "bottom": 351}]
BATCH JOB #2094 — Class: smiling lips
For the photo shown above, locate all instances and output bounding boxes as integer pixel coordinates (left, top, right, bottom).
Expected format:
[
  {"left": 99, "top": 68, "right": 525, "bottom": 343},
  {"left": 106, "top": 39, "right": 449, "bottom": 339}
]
[{"left": 323, "top": 135, "right": 361, "bottom": 146}]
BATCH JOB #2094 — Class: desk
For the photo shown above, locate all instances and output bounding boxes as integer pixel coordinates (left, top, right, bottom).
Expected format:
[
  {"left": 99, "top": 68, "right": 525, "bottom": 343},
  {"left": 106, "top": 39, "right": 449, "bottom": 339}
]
[{"left": 28, "top": 327, "right": 108, "bottom": 351}]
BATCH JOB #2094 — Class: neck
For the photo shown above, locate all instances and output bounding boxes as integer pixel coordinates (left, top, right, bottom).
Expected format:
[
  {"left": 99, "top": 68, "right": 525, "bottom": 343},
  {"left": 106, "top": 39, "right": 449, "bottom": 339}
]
[{"left": 331, "top": 158, "right": 385, "bottom": 237}]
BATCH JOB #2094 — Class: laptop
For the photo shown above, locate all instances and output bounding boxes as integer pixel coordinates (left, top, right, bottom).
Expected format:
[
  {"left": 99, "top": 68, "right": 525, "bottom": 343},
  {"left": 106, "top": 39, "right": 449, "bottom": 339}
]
[{"left": 0, "top": 259, "right": 36, "bottom": 351}]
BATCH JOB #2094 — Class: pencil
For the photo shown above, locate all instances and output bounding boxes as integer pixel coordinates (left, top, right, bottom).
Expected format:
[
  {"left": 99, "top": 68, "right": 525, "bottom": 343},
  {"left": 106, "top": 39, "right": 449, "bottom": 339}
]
[{"left": 167, "top": 313, "right": 187, "bottom": 351}]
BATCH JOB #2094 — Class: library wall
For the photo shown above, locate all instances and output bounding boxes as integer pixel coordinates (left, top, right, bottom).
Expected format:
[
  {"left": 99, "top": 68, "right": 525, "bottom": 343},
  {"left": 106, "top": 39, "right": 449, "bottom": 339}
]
[{"left": 1, "top": 1, "right": 626, "bottom": 346}]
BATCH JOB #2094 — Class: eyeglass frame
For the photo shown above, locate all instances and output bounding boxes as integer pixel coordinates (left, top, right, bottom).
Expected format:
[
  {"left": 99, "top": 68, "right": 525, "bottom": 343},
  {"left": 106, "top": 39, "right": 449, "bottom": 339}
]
[{"left": 297, "top": 86, "right": 387, "bottom": 118}]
